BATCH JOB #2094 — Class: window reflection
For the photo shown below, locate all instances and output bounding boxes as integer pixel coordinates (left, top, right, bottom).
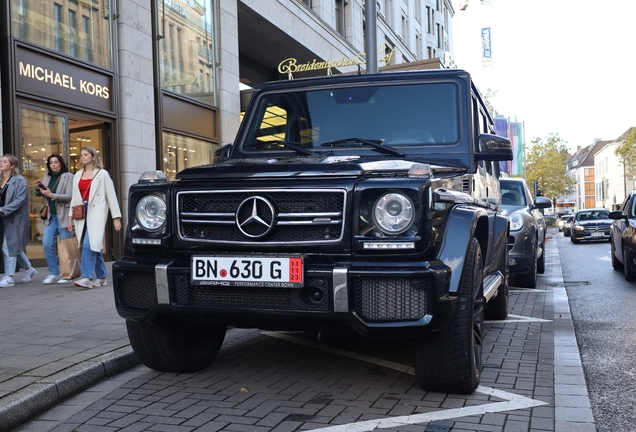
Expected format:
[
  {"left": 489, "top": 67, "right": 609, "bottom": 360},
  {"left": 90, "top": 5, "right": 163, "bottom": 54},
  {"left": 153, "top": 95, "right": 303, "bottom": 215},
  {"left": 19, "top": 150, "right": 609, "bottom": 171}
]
[
  {"left": 12, "top": 0, "right": 113, "bottom": 69},
  {"left": 159, "top": 0, "right": 216, "bottom": 106},
  {"left": 162, "top": 132, "right": 217, "bottom": 180}
]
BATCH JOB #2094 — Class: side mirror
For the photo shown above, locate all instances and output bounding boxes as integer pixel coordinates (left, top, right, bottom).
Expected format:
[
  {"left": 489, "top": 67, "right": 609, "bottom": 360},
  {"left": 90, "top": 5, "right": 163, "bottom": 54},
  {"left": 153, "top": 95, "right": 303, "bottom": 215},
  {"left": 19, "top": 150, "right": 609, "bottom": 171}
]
[
  {"left": 213, "top": 144, "right": 233, "bottom": 163},
  {"left": 475, "top": 134, "right": 513, "bottom": 161},
  {"left": 609, "top": 210, "right": 625, "bottom": 220},
  {"left": 533, "top": 196, "right": 552, "bottom": 209}
]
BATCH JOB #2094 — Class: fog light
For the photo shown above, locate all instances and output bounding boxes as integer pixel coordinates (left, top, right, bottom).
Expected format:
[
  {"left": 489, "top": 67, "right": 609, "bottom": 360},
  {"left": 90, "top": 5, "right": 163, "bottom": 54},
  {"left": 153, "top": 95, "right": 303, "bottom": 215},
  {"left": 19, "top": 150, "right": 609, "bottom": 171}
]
[{"left": 309, "top": 288, "right": 324, "bottom": 304}]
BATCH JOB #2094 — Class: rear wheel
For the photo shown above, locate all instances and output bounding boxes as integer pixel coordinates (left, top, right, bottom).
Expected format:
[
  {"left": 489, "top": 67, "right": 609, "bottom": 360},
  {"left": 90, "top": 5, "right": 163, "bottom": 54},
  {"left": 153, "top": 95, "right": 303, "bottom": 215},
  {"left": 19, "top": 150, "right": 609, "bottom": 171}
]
[
  {"left": 414, "top": 238, "right": 484, "bottom": 394},
  {"left": 126, "top": 318, "right": 227, "bottom": 372},
  {"left": 623, "top": 246, "right": 636, "bottom": 282}
]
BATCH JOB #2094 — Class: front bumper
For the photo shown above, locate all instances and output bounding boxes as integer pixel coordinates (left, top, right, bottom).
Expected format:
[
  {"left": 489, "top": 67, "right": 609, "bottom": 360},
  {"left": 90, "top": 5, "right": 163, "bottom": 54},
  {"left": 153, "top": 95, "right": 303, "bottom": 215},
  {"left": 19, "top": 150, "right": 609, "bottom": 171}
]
[
  {"left": 507, "top": 231, "right": 535, "bottom": 274},
  {"left": 571, "top": 228, "right": 610, "bottom": 241},
  {"left": 113, "top": 256, "right": 455, "bottom": 337}
]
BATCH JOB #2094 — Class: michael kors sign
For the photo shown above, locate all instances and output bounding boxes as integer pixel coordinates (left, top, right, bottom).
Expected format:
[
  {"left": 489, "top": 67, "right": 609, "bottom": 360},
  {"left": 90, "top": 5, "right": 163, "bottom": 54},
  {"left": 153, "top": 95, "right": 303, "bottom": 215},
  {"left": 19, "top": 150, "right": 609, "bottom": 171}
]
[{"left": 15, "top": 45, "right": 114, "bottom": 114}]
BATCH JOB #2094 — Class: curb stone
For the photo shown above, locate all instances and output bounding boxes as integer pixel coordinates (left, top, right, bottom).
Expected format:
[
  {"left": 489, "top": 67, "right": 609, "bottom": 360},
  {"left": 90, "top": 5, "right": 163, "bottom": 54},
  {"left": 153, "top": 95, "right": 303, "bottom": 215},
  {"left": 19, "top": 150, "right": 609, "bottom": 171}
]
[{"left": 0, "top": 348, "right": 139, "bottom": 432}]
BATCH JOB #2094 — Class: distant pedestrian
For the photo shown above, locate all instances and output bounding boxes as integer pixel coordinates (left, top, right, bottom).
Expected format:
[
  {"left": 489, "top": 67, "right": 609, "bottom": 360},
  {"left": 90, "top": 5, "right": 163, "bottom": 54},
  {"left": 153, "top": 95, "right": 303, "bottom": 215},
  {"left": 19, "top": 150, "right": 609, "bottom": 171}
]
[
  {"left": 0, "top": 154, "right": 37, "bottom": 287},
  {"left": 68, "top": 146, "right": 122, "bottom": 288},
  {"left": 35, "top": 154, "right": 74, "bottom": 284}
]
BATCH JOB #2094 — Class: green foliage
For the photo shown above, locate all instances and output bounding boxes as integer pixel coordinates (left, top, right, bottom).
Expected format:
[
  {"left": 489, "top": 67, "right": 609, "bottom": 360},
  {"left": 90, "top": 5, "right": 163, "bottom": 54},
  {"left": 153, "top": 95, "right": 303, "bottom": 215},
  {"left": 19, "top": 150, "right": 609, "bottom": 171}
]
[
  {"left": 525, "top": 133, "right": 576, "bottom": 203},
  {"left": 615, "top": 128, "right": 636, "bottom": 181}
]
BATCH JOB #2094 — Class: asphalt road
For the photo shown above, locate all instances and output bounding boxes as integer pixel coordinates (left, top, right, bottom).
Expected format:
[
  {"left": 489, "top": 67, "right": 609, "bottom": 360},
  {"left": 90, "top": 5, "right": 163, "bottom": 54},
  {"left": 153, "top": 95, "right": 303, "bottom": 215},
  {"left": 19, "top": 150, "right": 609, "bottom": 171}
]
[{"left": 556, "top": 230, "right": 636, "bottom": 432}]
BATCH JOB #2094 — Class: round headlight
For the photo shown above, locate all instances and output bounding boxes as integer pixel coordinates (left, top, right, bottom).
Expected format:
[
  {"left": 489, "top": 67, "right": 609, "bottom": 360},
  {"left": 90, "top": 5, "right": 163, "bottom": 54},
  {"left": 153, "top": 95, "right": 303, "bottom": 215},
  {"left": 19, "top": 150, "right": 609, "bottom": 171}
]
[
  {"left": 509, "top": 213, "right": 523, "bottom": 231},
  {"left": 372, "top": 193, "right": 414, "bottom": 234},
  {"left": 136, "top": 195, "right": 167, "bottom": 232}
]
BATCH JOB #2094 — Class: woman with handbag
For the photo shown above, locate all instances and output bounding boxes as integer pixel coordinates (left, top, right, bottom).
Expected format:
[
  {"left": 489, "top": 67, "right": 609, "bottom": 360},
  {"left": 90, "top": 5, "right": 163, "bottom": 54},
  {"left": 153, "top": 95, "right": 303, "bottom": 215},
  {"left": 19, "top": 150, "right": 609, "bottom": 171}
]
[
  {"left": 35, "top": 154, "right": 74, "bottom": 284},
  {"left": 67, "top": 146, "right": 122, "bottom": 289},
  {"left": 0, "top": 154, "right": 38, "bottom": 288}
]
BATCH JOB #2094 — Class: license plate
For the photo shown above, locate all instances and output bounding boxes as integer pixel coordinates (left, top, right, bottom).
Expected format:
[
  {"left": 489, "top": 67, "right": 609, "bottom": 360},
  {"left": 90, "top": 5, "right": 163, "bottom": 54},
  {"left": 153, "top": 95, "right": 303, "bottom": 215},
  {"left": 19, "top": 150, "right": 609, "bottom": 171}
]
[
  {"left": 591, "top": 232, "right": 604, "bottom": 237},
  {"left": 191, "top": 256, "right": 303, "bottom": 287}
]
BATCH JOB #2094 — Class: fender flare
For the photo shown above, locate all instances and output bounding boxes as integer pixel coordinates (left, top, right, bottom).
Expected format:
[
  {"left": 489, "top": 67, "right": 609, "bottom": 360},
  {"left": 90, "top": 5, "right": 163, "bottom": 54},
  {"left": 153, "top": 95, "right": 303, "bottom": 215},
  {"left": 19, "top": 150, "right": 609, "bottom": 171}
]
[{"left": 437, "top": 205, "right": 489, "bottom": 294}]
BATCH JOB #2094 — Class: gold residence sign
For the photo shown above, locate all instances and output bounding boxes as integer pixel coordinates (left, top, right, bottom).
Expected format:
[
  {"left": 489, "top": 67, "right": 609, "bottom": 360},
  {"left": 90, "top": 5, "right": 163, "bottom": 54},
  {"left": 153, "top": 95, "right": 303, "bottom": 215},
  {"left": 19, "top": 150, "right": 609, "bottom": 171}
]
[
  {"left": 14, "top": 45, "right": 114, "bottom": 114},
  {"left": 278, "top": 46, "right": 396, "bottom": 75}
]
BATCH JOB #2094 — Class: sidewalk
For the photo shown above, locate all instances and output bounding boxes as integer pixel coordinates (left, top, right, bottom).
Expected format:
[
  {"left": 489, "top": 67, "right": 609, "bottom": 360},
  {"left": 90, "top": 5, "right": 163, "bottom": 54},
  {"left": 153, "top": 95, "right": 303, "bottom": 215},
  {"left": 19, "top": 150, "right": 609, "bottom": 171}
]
[
  {"left": 0, "top": 229, "right": 596, "bottom": 431},
  {"left": 0, "top": 262, "right": 139, "bottom": 432}
]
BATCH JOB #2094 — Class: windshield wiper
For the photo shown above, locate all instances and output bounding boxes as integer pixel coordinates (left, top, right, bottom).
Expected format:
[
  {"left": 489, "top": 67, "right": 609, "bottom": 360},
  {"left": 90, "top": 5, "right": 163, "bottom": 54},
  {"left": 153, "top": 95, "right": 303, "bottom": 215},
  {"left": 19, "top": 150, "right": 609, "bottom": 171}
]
[
  {"left": 320, "top": 138, "right": 404, "bottom": 156},
  {"left": 250, "top": 140, "right": 318, "bottom": 156}
]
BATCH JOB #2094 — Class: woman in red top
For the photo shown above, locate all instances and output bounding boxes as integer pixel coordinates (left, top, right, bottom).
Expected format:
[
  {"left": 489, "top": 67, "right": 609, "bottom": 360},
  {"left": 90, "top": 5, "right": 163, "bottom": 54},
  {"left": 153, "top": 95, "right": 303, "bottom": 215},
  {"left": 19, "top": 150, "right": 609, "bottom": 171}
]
[{"left": 68, "top": 146, "right": 122, "bottom": 288}]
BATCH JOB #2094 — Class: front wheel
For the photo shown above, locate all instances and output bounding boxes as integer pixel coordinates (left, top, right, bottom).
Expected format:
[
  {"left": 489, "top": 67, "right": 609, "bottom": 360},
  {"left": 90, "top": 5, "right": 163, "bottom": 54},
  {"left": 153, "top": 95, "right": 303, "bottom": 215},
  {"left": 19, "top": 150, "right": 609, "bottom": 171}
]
[
  {"left": 611, "top": 239, "right": 623, "bottom": 270},
  {"left": 414, "top": 238, "right": 484, "bottom": 394},
  {"left": 624, "top": 246, "right": 636, "bottom": 282},
  {"left": 126, "top": 319, "right": 227, "bottom": 372},
  {"left": 517, "top": 246, "right": 538, "bottom": 288}
]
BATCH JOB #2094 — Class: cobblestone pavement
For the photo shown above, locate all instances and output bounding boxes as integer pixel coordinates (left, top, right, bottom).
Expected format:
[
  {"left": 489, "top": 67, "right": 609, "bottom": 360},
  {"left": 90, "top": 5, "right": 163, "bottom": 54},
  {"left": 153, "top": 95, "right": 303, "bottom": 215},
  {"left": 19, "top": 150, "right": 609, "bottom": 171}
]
[{"left": 8, "top": 229, "right": 596, "bottom": 431}]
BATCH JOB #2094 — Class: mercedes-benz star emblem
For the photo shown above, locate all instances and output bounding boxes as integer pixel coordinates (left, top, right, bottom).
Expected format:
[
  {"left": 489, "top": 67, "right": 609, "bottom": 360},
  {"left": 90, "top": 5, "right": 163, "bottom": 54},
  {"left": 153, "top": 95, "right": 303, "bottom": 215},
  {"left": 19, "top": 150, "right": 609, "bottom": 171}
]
[{"left": 236, "top": 196, "right": 275, "bottom": 238}]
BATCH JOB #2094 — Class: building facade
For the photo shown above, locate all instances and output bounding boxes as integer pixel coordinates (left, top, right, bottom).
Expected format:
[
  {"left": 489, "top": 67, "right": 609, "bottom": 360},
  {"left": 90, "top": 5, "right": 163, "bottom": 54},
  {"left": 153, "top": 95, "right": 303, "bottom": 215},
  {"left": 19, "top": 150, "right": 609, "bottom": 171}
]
[{"left": 0, "top": 0, "right": 454, "bottom": 264}]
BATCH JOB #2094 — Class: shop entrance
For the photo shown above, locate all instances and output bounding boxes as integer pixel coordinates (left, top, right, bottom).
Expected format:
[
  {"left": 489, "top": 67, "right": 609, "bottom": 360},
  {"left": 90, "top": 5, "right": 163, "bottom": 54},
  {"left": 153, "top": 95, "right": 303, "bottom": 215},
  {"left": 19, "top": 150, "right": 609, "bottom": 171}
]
[{"left": 19, "top": 105, "right": 109, "bottom": 267}]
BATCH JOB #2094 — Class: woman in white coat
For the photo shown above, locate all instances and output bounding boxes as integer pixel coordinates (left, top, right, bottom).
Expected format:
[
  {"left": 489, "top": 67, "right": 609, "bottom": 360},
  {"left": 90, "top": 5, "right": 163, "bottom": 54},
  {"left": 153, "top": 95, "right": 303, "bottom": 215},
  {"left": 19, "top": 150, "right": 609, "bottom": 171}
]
[{"left": 68, "top": 146, "right": 122, "bottom": 288}]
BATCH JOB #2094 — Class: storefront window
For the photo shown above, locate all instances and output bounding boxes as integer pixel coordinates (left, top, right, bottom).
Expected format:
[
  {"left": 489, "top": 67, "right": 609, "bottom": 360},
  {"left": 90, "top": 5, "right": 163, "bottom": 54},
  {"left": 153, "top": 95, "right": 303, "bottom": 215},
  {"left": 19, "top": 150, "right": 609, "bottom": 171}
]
[
  {"left": 159, "top": 0, "right": 216, "bottom": 106},
  {"left": 20, "top": 107, "right": 67, "bottom": 260},
  {"left": 12, "top": 0, "right": 113, "bottom": 69},
  {"left": 162, "top": 132, "right": 217, "bottom": 180}
]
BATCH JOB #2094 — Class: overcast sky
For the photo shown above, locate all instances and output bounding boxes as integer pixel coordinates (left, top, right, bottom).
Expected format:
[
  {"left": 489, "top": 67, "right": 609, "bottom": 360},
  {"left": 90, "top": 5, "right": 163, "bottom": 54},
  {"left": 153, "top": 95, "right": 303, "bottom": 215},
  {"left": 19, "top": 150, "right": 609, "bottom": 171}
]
[{"left": 451, "top": 0, "right": 636, "bottom": 152}]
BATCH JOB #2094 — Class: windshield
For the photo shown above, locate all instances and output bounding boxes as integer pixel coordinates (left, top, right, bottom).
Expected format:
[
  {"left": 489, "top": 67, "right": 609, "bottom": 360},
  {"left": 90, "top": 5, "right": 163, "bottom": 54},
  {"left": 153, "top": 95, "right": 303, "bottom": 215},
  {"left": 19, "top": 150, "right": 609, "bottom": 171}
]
[
  {"left": 242, "top": 82, "right": 460, "bottom": 152},
  {"left": 575, "top": 210, "right": 609, "bottom": 221},
  {"left": 500, "top": 181, "right": 527, "bottom": 207}
]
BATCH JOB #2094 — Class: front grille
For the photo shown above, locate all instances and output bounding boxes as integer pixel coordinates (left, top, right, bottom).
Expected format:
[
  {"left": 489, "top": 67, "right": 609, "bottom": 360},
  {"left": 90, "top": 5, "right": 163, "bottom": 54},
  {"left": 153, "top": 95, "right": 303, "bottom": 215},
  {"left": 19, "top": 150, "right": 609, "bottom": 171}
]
[
  {"left": 114, "top": 270, "right": 157, "bottom": 309},
  {"left": 354, "top": 277, "right": 428, "bottom": 321},
  {"left": 173, "top": 274, "right": 330, "bottom": 311},
  {"left": 583, "top": 225, "right": 610, "bottom": 234},
  {"left": 177, "top": 189, "right": 346, "bottom": 244}
]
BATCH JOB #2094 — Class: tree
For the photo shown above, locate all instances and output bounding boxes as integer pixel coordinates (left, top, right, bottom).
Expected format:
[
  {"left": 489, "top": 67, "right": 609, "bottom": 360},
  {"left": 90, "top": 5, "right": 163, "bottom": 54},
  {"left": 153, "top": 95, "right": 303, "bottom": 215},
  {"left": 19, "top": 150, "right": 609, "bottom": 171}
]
[
  {"left": 524, "top": 133, "right": 576, "bottom": 203},
  {"left": 614, "top": 128, "right": 636, "bottom": 181}
]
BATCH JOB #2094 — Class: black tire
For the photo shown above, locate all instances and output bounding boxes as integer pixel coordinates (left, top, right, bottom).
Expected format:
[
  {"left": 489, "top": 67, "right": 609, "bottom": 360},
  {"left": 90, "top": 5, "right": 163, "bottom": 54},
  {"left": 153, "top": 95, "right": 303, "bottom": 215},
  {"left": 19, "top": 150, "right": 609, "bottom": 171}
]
[
  {"left": 126, "top": 319, "right": 227, "bottom": 372},
  {"left": 624, "top": 246, "right": 636, "bottom": 282},
  {"left": 537, "top": 248, "right": 545, "bottom": 274},
  {"left": 611, "top": 239, "right": 623, "bottom": 270},
  {"left": 485, "top": 247, "right": 509, "bottom": 320},
  {"left": 517, "top": 246, "right": 538, "bottom": 288},
  {"left": 414, "top": 238, "right": 484, "bottom": 394},
  {"left": 564, "top": 230, "right": 570, "bottom": 237},
  {"left": 570, "top": 235, "right": 579, "bottom": 244}
]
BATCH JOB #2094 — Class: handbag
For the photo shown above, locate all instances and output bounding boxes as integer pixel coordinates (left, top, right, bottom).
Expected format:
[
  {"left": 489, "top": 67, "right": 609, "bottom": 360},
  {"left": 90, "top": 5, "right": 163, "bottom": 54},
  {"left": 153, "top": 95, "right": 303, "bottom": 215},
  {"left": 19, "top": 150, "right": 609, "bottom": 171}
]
[
  {"left": 40, "top": 204, "right": 49, "bottom": 220},
  {"left": 71, "top": 204, "right": 85, "bottom": 220},
  {"left": 72, "top": 170, "right": 98, "bottom": 220},
  {"left": 58, "top": 236, "right": 81, "bottom": 280}
]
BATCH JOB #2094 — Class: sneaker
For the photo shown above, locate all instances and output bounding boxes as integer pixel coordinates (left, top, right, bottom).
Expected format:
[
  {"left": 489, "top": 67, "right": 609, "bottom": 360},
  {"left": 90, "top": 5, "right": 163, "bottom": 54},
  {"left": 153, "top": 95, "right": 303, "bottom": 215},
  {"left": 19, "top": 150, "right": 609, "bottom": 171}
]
[
  {"left": 21, "top": 267, "right": 37, "bottom": 283},
  {"left": 57, "top": 278, "right": 73, "bottom": 284},
  {"left": 91, "top": 278, "right": 107, "bottom": 287},
  {"left": 43, "top": 274, "right": 60, "bottom": 284},
  {"left": 74, "top": 277, "right": 93, "bottom": 289},
  {"left": 0, "top": 275, "right": 15, "bottom": 287}
]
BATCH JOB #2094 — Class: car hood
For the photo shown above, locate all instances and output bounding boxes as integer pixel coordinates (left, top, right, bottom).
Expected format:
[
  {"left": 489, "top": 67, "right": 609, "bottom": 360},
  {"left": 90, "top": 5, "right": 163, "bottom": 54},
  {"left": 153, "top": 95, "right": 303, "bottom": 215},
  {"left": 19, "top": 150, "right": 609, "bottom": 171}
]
[
  {"left": 499, "top": 205, "right": 530, "bottom": 216},
  {"left": 176, "top": 155, "right": 469, "bottom": 180}
]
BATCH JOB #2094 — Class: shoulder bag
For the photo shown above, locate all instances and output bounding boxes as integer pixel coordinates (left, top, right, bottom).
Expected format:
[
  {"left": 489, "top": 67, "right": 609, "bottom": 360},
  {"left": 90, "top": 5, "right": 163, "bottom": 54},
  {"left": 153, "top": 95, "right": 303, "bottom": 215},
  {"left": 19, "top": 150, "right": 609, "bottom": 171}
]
[{"left": 72, "top": 170, "right": 100, "bottom": 220}]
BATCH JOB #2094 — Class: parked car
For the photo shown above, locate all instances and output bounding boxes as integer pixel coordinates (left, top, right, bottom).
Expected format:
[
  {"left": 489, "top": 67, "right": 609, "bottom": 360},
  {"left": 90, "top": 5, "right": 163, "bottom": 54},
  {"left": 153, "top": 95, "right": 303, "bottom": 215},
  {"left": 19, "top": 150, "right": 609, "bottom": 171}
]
[
  {"left": 558, "top": 214, "right": 574, "bottom": 232},
  {"left": 570, "top": 208, "right": 612, "bottom": 243},
  {"left": 113, "top": 69, "right": 514, "bottom": 394},
  {"left": 500, "top": 178, "right": 552, "bottom": 288},
  {"left": 609, "top": 191, "right": 636, "bottom": 280}
]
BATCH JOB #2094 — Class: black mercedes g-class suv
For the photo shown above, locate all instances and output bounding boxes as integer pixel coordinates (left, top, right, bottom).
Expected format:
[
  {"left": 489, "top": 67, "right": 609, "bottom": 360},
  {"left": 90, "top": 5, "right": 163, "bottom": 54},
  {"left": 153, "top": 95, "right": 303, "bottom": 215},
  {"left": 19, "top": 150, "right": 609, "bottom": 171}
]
[{"left": 113, "top": 69, "right": 513, "bottom": 394}]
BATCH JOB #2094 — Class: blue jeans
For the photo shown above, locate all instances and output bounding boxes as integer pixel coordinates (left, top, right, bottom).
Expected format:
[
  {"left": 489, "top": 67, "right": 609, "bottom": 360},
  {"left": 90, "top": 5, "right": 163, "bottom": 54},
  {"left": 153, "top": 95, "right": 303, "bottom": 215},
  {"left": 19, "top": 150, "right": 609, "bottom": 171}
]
[
  {"left": 80, "top": 229, "right": 107, "bottom": 280},
  {"left": 2, "top": 234, "right": 32, "bottom": 277},
  {"left": 43, "top": 214, "right": 73, "bottom": 275}
]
